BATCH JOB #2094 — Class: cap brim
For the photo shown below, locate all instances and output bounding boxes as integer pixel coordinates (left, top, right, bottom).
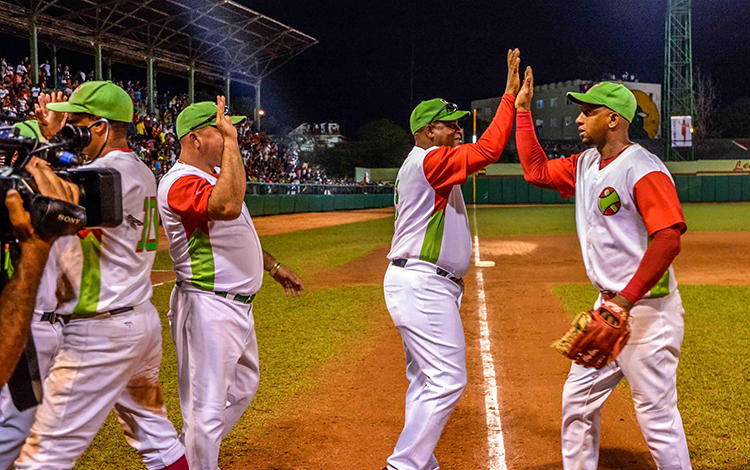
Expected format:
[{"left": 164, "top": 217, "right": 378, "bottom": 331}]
[
  {"left": 45, "top": 102, "right": 89, "bottom": 114},
  {"left": 435, "top": 110, "right": 470, "bottom": 123},
  {"left": 566, "top": 92, "right": 606, "bottom": 107},
  {"left": 206, "top": 115, "right": 247, "bottom": 127}
]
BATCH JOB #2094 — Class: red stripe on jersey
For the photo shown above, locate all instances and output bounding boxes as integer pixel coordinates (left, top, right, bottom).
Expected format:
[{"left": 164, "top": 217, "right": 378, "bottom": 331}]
[{"left": 167, "top": 175, "right": 213, "bottom": 238}]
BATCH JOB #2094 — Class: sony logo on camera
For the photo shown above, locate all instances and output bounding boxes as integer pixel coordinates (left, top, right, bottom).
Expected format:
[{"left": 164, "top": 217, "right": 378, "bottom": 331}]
[{"left": 57, "top": 213, "right": 82, "bottom": 225}]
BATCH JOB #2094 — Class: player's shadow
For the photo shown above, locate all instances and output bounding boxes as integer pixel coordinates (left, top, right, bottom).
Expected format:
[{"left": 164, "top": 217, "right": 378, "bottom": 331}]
[{"left": 518, "top": 447, "right": 655, "bottom": 470}]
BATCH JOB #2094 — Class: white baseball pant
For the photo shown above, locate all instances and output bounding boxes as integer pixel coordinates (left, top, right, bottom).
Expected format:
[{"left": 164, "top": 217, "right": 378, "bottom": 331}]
[
  {"left": 0, "top": 312, "right": 64, "bottom": 470},
  {"left": 561, "top": 290, "right": 692, "bottom": 470},
  {"left": 14, "top": 302, "right": 185, "bottom": 470},
  {"left": 383, "top": 261, "right": 466, "bottom": 470},
  {"left": 168, "top": 285, "right": 260, "bottom": 470}
]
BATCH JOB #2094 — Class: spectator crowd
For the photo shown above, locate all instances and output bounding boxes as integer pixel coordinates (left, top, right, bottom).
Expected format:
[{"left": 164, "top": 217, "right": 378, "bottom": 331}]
[{"left": 0, "top": 56, "right": 349, "bottom": 186}]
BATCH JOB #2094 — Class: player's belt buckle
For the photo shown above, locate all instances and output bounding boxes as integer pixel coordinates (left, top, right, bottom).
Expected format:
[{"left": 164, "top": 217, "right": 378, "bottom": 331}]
[
  {"left": 215, "top": 291, "right": 256, "bottom": 305},
  {"left": 40, "top": 311, "right": 58, "bottom": 324}
]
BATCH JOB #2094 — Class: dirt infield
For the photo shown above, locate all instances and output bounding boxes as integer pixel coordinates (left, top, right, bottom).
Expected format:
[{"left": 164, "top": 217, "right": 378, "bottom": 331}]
[
  {"left": 155, "top": 207, "right": 395, "bottom": 250},
  {"left": 220, "top": 229, "right": 750, "bottom": 469}
]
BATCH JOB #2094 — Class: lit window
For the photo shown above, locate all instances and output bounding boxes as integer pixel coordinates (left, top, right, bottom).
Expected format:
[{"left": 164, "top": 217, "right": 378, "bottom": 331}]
[
  {"left": 565, "top": 116, "right": 573, "bottom": 126},
  {"left": 536, "top": 99, "right": 544, "bottom": 109},
  {"left": 550, "top": 97, "right": 558, "bottom": 108},
  {"left": 550, "top": 117, "right": 559, "bottom": 128}
]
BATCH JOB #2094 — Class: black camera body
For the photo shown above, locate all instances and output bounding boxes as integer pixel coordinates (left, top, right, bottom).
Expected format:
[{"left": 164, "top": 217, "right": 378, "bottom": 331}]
[{"left": 0, "top": 123, "right": 123, "bottom": 241}]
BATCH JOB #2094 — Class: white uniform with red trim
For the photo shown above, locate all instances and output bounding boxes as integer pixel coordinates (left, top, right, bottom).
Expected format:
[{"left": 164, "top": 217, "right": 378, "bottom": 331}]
[
  {"left": 158, "top": 161, "right": 262, "bottom": 470},
  {"left": 15, "top": 149, "right": 185, "bottom": 470},
  {"left": 0, "top": 239, "right": 67, "bottom": 469},
  {"left": 383, "top": 94, "right": 516, "bottom": 470},
  {"left": 561, "top": 145, "right": 692, "bottom": 470}
]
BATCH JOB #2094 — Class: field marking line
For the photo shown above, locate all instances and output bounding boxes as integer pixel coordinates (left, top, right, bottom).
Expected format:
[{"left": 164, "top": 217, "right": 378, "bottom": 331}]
[{"left": 472, "top": 206, "right": 508, "bottom": 470}]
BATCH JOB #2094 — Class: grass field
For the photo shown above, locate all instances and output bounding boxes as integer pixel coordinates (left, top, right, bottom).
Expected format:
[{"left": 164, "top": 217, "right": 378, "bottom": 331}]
[{"left": 72, "top": 202, "right": 750, "bottom": 469}]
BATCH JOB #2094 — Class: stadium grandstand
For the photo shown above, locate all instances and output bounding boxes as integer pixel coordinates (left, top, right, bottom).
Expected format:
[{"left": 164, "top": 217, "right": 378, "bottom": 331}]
[{"left": 0, "top": 0, "right": 391, "bottom": 194}]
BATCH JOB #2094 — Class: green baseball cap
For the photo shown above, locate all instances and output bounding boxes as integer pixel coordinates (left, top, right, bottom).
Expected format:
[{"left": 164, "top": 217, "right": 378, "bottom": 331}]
[
  {"left": 13, "top": 120, "right": 41, "bottom": 139},
  {"left": 410, "top": 98, "right": 470, "bottom": 134},
  {"left": 566, "top": 82, "right": 637, "bottom": 122},
  {"left": 46, "top": 81, "right": 133, "bottom": 122},
  {"left": 176, "top": 102, "right": 246, "bottom": 140}
]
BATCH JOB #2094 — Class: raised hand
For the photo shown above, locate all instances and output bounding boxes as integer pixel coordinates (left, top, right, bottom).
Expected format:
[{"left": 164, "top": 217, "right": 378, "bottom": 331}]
[
  {"left": 214, "top": 95, "right": 238, "bottom": 144},
  {"left": 34, "top": 91, "right": 68, "bottom": 140},
  {"left": 505, "top": 48, "right": 521, "bottom": 97},
  {"left": 515, "top": 66, "right": 535, "bottom": 112}
]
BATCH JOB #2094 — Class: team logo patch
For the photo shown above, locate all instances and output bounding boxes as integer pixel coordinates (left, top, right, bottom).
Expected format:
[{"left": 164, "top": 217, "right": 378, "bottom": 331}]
[{"left": 598, "top": 187, "right": 621, "bottom": 215}]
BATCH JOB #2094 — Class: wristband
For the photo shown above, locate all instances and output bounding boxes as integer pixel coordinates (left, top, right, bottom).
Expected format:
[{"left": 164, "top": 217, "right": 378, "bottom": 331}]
[{"left": 269, "top": 261, "right": 282, "bottom": 277}]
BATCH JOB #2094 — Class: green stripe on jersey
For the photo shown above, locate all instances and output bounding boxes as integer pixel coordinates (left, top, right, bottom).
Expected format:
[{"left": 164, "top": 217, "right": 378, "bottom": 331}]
[
  {"left": 650, "top": 269, "right": 671, "bottom": 298},
  {"left": 73, "top": 232, "right": 102, "bottom": 314},
  {"left": 419, "top": 209, "right": 445, "bottom": 265},
  {"left": 187, "top": 228, "right": 215, "bottom": 291}
]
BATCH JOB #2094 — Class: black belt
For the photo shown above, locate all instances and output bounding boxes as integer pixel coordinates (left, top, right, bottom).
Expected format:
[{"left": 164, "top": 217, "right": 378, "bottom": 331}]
[
  {"left": 392, "top": 259, "right": 464, "bottom": 286},
  {"left": 41, "top": 306, "right": 134, "bottom": 325},
  {"left": 176, "top": 281, "right": 256, "bottom": 305}
]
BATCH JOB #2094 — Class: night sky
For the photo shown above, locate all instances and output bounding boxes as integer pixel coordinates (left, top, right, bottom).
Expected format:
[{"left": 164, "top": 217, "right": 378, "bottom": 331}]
[{"left": 1, "top": 0, "right": 748, "bottom": 135}]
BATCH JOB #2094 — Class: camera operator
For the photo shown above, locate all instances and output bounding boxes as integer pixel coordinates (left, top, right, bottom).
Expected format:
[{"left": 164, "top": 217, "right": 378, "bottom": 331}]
[
  {"left": 0, "top": 157, "right": 78, "bottom": 387},
  {"left": 13, "top": 82, "right": 188, "bottom": 470}
]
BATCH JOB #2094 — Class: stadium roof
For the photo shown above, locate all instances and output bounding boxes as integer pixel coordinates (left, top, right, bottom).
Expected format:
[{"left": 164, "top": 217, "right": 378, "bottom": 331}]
[{"left": 0, "top": 0, "right": 318, "bottom": 87}]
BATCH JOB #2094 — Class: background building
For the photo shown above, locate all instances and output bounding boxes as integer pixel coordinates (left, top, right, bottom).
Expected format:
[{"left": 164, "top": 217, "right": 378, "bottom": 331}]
[{"left": 471, "top": 80, "right": 662, "bottom": 140}]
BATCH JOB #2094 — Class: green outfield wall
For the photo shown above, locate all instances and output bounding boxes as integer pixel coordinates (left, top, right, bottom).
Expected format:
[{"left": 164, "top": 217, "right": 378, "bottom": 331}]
[{"left": 243, "top": 193, "right": 394, "bottom": 216}]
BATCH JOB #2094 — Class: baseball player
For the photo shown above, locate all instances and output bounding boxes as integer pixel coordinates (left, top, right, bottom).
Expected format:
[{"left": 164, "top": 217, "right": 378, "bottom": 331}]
[
  {"left": 14, "top": 82, "right": 188, "bottom": 470},
  {"left": 158, "top": 98, "right": 303, "bottom": 470},
  {"left": 515, "top": 68, "right": 692, "bottom": 469},
  {"left": 383, "top": 49, "right": 521, "bottom": 470},
  {"left": 0, "top": 121, "right": 69, "bottom": 470}
]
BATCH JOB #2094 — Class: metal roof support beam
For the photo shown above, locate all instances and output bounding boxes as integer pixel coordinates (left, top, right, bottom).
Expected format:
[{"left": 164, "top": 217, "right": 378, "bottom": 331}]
[
  {"left": 29, "top": 16, "right": 38, "bottom": 84},
  {"left": 105, "top": 56, "right": 112, "bottom": 81},
  {"left": 225, "top": 75, "right": 231, "bottom": 110},
  {"left": 51, "top": 43, "right": 57, "bottom": 87},
  {"left": 188, "top": 60, "right": 195, "bottom": 104},
  {"left": 94, "top": 40, "right": 103, "bottom": 80},
  {"left": 146, "top": 53, "right": 154, "bottom": 114},
  {"left": 254, "top": 78, "right": 261, "bottom": 131}
]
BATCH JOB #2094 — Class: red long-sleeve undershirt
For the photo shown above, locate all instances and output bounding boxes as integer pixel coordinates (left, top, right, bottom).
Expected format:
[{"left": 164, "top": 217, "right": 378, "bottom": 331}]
[
  {"left": 515, "top": 110, "right": 686, "bottom": 304},
  {"left": 423, "top": 93, "right": 516, "bottom": 192}
]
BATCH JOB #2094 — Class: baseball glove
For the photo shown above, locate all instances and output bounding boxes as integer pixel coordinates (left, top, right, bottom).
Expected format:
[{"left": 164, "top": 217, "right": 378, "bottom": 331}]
[{"left": 551, "top": 300, "right": 631, "bottom": 369}]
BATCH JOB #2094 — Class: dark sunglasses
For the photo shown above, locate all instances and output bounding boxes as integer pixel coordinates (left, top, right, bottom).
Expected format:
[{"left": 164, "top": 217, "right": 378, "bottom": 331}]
[
  {"left": 190, "top": 105, "right": 230, "bottom": 132},
  {"left": 429, "top": 102, "right": 458, "bottom": 124}
]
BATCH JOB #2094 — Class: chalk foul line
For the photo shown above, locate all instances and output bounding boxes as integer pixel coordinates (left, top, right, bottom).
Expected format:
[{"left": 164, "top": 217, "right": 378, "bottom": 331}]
[{"left": 472, "top": 207, "right": 507, "bottom": 470}]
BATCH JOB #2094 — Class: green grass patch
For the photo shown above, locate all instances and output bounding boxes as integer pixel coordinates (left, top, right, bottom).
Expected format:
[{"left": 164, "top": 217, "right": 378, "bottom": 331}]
[
  {"left": 469, "top": 202, "right": 750, "bottom": 237},
  {"left": 553, "top": 284, "right": 750, "bottom": 469}
]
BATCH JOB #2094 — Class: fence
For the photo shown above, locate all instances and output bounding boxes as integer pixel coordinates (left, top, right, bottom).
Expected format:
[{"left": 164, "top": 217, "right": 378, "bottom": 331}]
[
  {"left": 462, "top": 174, "right": 750, "bottom": 205},
  {"left": 244, "top": 182, "right": 394, "bottom": 216}
]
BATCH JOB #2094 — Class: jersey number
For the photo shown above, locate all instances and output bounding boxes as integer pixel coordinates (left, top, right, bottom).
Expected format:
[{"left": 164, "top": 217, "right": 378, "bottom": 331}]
[{"left": 137, "top": 196, "right": 158, "bottom": 252}]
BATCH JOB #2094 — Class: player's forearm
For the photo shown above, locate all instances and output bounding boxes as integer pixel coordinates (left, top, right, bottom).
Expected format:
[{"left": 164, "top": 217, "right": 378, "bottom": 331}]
[
  {"left": 620, "top": 227, "right": 682, "bottom": 304},
  {"left": 208, "top": 142, "right": 246, "bottom": 220},
  {"left": 515, "top": 111, "right": 557, "bottom": 190},
  {"left": 465, "top": 94, "right": 516, "bottom": 172},
  {"left": 0, "top": 242, "right": 49, "bottom": 386},
  {"left": 262, "top": 249, "right": 279, "bottom": 272}
]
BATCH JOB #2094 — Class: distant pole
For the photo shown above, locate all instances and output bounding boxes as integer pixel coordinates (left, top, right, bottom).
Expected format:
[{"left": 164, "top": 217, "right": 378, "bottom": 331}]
[
  {"left": 224, "top": 75, "right": 231, "bottom": 109},
  {"left": 146, "top": 53, "right": 155, "bottom": 114},
  {"left": 29, "top": 18, "right": 39, "bottom": 85},
  {"left": 187, "top": 60, "right": 195, "bottom": 103},
  {"left": 473, "top": 108, "right": 477, "bottom": 143},
  {"left": 105, "top": 57, "right": 112, "bottom": 81},
  {"left": 94, "top": 41, "right": 103, "bottom": 80},
  {"left": 255, "top": 79, "right": 262, "bottom": 131},
  {"left": 51, "top": 44, "right": 57, "bottom": 88}
]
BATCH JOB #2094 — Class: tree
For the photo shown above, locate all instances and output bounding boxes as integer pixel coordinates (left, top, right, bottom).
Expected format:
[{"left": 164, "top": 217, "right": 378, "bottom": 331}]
[
  {"left": 305, "top": 119, "right": 412, "bottom": 177},
  {"left": 693, "top": 68, "right": 720, "bottom": 139},
  {"left": 715, "top": 98, "right": 750, "bottom": 138}
]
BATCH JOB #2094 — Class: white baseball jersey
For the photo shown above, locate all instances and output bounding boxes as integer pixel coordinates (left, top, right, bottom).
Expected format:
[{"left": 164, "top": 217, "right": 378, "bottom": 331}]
[
  {"left": 53, "top": 149, "right": 157, "bottom": 315},
  {"left": 574, "top": 144, "right": 678, "bottom": 298},
  {"left": 388, "top": 145, "right": 471, "bottom": 278},
  {"left": 157, "top": 161, "right": 264, "bottom": 296}
]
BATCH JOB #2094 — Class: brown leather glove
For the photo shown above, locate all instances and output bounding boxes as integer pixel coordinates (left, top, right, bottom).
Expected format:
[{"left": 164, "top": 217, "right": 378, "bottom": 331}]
[{"left": 552, "top": 300, "right": 631, "bottom": 369}]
